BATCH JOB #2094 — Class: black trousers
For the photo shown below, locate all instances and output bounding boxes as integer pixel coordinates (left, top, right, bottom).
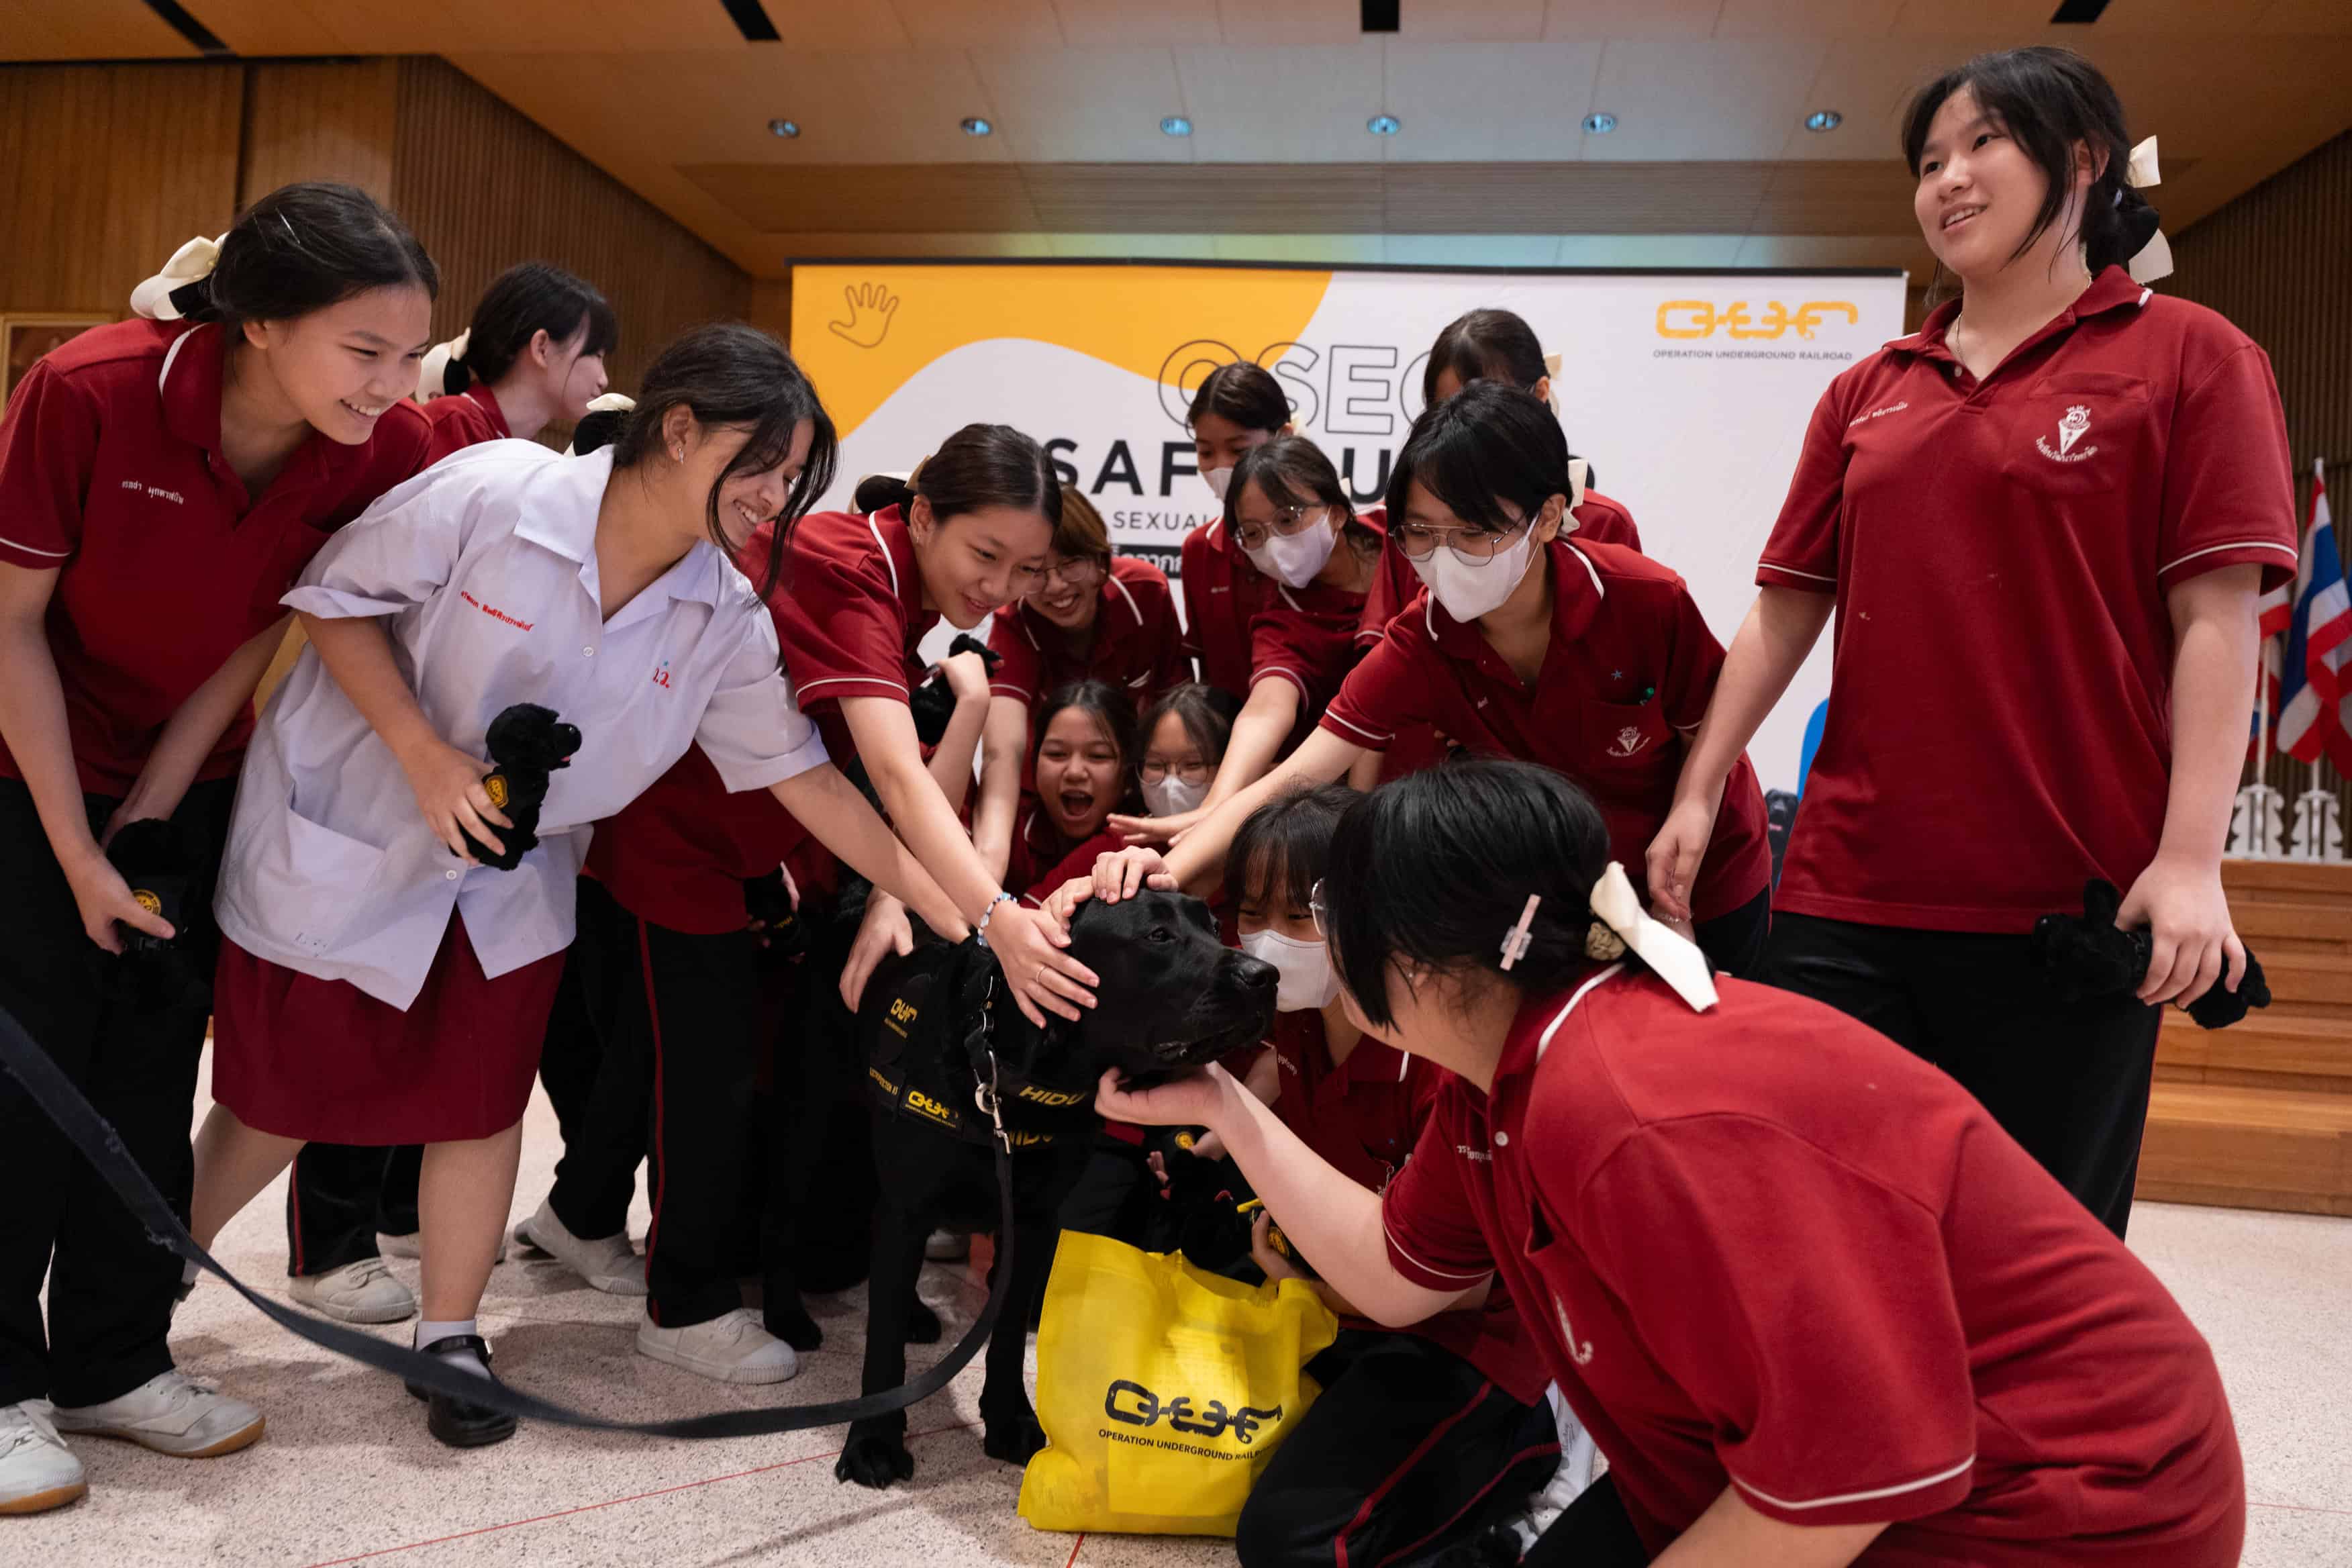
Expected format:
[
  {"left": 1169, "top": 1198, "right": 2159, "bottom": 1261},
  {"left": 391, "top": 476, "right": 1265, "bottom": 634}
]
[
  {"left": 1693, "top": 887, "right": 1771, "bottom": 979},
  {"left": 1236, "top": 1329, "right": 1559, "bottom": 1568},
  {"left": 0, "top": 775, "right": 233, "bottom": 1408},
  {"left": 538, "top": 881, "right": 640, "bottom": 1244},
  {"left": 283, "top": 1142, "right": 421, "bottom": 1277},
  {"left": 1759, "top": 912, "right": 2162, "bottom": 1237}
]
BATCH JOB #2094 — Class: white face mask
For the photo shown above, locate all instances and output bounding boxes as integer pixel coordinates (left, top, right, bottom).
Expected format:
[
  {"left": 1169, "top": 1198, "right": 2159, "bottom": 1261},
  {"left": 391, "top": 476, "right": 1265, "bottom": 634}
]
[
  {"left": 1242, "top": 511, "right": 1338, "bottom": 589},
  {"left": 1239, "top": 928, "right": 1342, "bottom": 1013},
  {"left": 1142, "top": 773, "right": 1208, "bottom": 818},
  {"left": 1204, "top": 467, "right": 1235, "bottom": 501},
  {"left": 1411, "top": 524, "right": 1542, "bottom": 624}
]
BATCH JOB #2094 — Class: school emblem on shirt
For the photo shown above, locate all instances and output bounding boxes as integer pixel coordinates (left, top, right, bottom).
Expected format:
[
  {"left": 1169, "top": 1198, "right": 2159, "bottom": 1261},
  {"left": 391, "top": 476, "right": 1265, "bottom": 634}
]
[
  {"left": 1554, "top": 1295, "right": 1596, "bottom": 1367},
  {"left": 2037, "top": 405, "right": 2098, "bottom": 464},
  {"left": 1608, "top": 726, "right": 1650, "bottom": 758}
]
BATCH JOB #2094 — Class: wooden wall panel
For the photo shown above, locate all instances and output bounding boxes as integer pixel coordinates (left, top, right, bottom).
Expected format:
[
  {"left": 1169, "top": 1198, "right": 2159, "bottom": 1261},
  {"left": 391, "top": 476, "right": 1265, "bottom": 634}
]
[
  {"left": 0, "top": 63, "right": 243, "bottom": 316},
  {"left": 393, "top": 57, "right": 750, "bottom": 412},
  {"left": 238, "top": 60, "right": 399, "bottom": 207}
]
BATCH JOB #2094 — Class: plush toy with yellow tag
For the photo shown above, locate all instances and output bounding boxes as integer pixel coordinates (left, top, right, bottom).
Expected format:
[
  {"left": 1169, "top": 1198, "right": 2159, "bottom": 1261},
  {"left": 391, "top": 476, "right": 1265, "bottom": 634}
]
[{"left": 460, "top": 702, "right": 581, "bottom": 871}]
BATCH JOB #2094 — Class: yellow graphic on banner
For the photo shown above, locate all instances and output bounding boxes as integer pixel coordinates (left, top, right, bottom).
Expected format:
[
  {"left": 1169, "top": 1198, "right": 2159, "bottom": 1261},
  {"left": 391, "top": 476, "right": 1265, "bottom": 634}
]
[
  {"left": 792, "top": 264, "right": 1334, "bottom": 440},
  {"left": 1655, "top": 300, "right": 1858, "bottom": 340}
]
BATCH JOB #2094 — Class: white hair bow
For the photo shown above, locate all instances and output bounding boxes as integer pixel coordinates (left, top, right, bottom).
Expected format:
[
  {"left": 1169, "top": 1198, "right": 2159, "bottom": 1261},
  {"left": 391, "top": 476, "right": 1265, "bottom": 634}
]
[
  {"left": 415, "top": 330, "right": 472, "bottom": 403},
  {"left": 2123, "top": 136, "right": 2173, "bottom": 285},
  {"left": 129, "top": 234, "right": 226, "bottom": 321},
  {"left": 1585, "top": 862, "right": 1718, "bottom": 1012}
]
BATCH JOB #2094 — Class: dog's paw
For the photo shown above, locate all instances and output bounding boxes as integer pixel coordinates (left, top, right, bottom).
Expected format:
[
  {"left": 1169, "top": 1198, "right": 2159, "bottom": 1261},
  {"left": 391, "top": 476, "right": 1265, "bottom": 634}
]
[
  {"left": 765, "top": 1304, "right": 823, "bottom": 1352},
  {"left": 834, "top": 1432, "right": 916, "bottom": 1489},
  {"left": 903, "top": 1299, "right": 942, "bottom": 1345},
  {"left": 981, "top": 1404, "right": 1047, "bottom": 1467}
]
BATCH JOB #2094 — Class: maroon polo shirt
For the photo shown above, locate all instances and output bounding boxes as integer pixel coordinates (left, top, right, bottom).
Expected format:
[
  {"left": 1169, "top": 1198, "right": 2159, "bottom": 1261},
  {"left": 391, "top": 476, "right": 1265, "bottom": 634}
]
[
  {"left": 1761, "top": 266, "right": 2298, "bottom": 931},
  {"left": 419, "top": 383, "right": 510, "bottom": 461},
  {"left": 0, "top": 318, "right": 433, "bottom": 793},
  {"left": 987, "top": 553, "right": 1191, "bottom": 712},
  {"left": 1179, "top": 516, "right": 1279, "bottom": 700}
]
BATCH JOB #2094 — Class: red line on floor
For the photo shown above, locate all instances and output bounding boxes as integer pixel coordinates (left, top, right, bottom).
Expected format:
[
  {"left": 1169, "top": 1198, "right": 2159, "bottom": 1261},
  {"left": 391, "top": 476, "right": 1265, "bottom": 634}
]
[
  {"left": 298, "top": 1420, "right": 981, "bottom": 1567},
  {"left": 2249, "top": 1500, "right": 2352, "bottom": 1516},
  {"left": 1062, "top": 1532, "right": 1087, "bottom": 1568}
]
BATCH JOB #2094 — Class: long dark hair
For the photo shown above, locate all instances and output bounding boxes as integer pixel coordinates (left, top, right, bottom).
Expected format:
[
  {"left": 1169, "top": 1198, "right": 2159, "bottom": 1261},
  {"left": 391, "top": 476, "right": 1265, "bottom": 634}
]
[
  {"left": 1034, "top": 679, "right": 1140, "bottom": 816},
  {"left": 1324, "top": 758, "right": 1613, "bottom": 1030},
  {"left": 1384, "top": 382, "right": 1567, "bottom": 534},
  {"left": 1187, "top": 361, "right": 1291, "bottom": 435},
  {"left": 610, "top": 324, "right": 836, "bottom": 597},
  {"left": 1422, "top": 309, "right": 1546, "bottom": 405},
  {"left": 1227, "top": 436, "right": 1381, "bottom": 562},
  {"left": 185, "top": 182, "right": 437, "bottom": 326},
  {"left": 1901, "top": 46, "right": 2157, "bottom": 278},
  {"left": 853, "top": 424, "right": 1062, "bottom": 531},
  {"left": 1225, "top": 783, "right": 1355, "bottom": 916},
  {"left": 448, "top": 261, "right": 618, "bottom": 389}
]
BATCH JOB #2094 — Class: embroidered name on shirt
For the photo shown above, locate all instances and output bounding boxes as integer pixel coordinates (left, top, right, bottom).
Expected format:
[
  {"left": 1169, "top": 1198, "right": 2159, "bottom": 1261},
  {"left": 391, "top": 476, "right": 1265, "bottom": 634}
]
[
  {"left": 118, "top": 479, "right": 185, "bottom": 504},
  {"left": 1847, "top": 400, "right": 1909, "bottom": 427},
  {"left": 2037, "top": 405, "right": 2098, "bottom": 464},
  {"left": 458, "top": 590, "right": 534, "bottom": 632},
  {"left": 651, "top": 659, "right": 674, "bottom": 690},
  {"left": 1455, "top": 1143, "right": 1493, "bottom": 1163}
]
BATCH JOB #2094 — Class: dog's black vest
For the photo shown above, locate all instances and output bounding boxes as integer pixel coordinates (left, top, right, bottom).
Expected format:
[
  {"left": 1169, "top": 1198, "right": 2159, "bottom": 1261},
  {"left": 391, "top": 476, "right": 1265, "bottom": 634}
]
[{"left": 866, "top": 952, "right": 1097, "bottom": 1149}]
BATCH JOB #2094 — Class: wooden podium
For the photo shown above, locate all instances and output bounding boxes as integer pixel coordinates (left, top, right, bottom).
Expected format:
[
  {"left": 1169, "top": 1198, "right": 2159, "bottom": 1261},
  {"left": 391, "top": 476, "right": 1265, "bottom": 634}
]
[{"left": 2138, "top": 859, "right": 2352, "bottom": 1216}]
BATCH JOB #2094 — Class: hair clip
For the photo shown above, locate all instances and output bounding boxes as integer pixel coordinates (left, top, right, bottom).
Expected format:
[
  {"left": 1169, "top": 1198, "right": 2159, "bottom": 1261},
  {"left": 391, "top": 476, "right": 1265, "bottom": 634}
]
[{"left": 1499, "top": 894, "right": 1540, "bottom": 972}]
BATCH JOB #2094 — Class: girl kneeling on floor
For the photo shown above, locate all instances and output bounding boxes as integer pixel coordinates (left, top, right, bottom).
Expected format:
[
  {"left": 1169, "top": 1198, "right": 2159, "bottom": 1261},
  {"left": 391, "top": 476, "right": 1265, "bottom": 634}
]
[
  {"left": 1094, "top": 757, "right": 2246, "bottom": 1568},
  {"left": 187, "top": 324, "right": 972, "bottom": 1450}
]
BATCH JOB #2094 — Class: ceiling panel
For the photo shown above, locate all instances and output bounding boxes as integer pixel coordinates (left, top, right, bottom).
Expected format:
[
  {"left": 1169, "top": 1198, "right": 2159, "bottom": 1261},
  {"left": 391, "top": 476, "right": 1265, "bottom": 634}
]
[
  {"left": 1400, "top": 0, "right": 1547, "bottom": 41},
  {"left": 2089, "top": 0, "right": 2275, "bottom": 32},
  {"left": 1022, "top": 162, "right": 1386, "bottom": 231},
  {"left": 2261, "top": 0, "right": 2352, "bottom": 31},
  {"left": 970, "top": 48, "right": 1193, "bottom": 163},
  {"left": 1048, "top": 0, "right": 1220, "bottom": 48},
  {"left": 1714, "top": 0, "right": 1894, "bottom": 38},
  {"left": 679, "top": 163, "right": 1040, "bottom": 233},
  {"left": 0, "top": 0, "right": 195, "bottom": 60},
  {"left": 1215, "top": 0, "right": 1362, "bottom": 46},
  {"left": 887, "top": 0, "right": 1064, "bottom": 49},
  {"left": 1383, "top": 162, "right": 1773, "bottom": 233},
  {"left": 1173, "top": 44, "right": 1388, "bottom": 163},
  {"left": 1378, "top": 42, "right": 1604, "bottom": 162},
  {"left": 1541, "top": 0, "right": 1720, "bottom": 40},
  {"left": 1582, "top": 37, "right": 1834, "bottom": 159}
]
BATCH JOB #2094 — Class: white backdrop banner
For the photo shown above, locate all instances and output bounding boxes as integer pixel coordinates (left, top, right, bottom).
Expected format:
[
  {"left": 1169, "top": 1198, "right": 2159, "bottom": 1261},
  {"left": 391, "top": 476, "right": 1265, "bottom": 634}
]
[{"left": 792, "top": 263, "right": 1908, "bottom": 791}]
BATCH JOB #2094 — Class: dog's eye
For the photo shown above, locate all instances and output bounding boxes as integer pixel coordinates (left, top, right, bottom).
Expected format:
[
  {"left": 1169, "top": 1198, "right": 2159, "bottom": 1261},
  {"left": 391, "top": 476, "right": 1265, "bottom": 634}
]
[{"left": 1147, "top": 927, "right": 1175, "bottom": 944}]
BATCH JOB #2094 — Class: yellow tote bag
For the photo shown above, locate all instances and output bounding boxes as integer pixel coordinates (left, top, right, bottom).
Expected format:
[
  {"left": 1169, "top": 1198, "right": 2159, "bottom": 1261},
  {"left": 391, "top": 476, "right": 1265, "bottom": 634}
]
[{"left": 1018, "top": 1229, "right": 1340, "bottom": 1536}]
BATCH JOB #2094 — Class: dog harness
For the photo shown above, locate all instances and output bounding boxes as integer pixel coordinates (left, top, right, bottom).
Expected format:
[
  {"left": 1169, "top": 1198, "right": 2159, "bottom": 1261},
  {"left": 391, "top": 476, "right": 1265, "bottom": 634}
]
[{"left": 866, "top": 945, "right": 1099, "bottom": 1150}]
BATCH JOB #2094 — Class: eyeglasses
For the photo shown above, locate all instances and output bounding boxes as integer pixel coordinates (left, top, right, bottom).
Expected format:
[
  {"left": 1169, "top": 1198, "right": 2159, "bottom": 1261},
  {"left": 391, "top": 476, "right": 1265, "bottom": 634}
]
[
  {"left": 1140, "top": 758, "right": 1212, "bottom": 785},
  {"left": 1309, "top": 877, "right": 1328, "bottom": 939},
  {"left": 1232, "top": 505, "right": 1328, "bottom": 553},
  {"left": 1036, "top": 555, "right": 1108, "bottom": 589},
  {"left": 1393, "top": 510, "right": 1535, "bottom": 566}
]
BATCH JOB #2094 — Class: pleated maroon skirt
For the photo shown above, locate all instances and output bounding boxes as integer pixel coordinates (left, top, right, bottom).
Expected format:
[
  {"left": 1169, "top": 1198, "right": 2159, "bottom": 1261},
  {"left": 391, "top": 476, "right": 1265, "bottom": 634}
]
[{"left": 210, "top": 914, "right": 566, "bottom": 1144}]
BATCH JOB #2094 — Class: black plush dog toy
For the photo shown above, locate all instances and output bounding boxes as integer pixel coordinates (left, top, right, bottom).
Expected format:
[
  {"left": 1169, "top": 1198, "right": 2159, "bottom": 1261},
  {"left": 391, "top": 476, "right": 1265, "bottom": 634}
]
[
  {"left": 2032, "top": 879, "right": 2271, "bottom": 1030},
  {"left": 460, "top": 703, "right": 582, "bottom": 871},
  {"left": 105, "top": 817, "right": 210, "bottom": 1011}
]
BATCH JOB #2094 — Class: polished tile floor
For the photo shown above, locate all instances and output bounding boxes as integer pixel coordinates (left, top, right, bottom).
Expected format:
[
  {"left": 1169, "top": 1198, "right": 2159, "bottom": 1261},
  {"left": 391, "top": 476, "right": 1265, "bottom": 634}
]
[{"left": 15, "top": 1073, "right": 2351, "bottom": 1567}]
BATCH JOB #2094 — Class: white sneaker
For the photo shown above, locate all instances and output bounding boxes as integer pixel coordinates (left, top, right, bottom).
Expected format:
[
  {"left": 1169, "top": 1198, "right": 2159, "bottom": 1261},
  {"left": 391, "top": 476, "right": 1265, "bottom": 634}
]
[
  {"left": 0, "top": 1402, "right": 84, "bottom": 1515},
  {"left": 512, "top": 1200, "right": 645, "bottom": 1295},
  {"left": 378, "top": 1232, "right": 505, "bottom": 1263},
  {"left": 636, "top": 1309, "right": 799, "bottom": 1385},
  {"left": 289, "top": 1259, "right": 418, "bottom": 1324},
  {"left": 50, "top": 1371, "right": 263, "bottom": 1459},
  {"left": 924, "top": 1229, "right": 971, "bottom": 1262}
]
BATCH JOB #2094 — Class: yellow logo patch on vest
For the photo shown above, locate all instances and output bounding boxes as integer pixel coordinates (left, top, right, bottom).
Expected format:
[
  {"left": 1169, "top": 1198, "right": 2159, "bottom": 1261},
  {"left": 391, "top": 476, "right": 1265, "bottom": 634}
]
[
  {"left": 1017, "top": 1085, "right": 1086, "bottom": 1108},
  {"left": 886, "top": 996, "right": 919, "bottom": 1038}
]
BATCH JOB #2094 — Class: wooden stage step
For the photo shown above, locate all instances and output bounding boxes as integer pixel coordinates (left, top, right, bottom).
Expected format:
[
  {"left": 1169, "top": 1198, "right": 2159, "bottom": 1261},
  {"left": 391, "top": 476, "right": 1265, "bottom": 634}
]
[{"left": 2139, "top": 1081, "right": 2352, "bottom": 1218}]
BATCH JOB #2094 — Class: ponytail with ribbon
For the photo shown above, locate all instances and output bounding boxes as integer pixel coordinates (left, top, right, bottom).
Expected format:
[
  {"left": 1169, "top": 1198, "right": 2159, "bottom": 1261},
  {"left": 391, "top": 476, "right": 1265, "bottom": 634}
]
[
  {"left": 565, "top": 392, "right": 636, "bottom": 458},
  {"left": 129, "top": 234, "right": 226, "bottom": 322},
  {"left": 416, "top": 329, "right": 473, "bottom": 403},
  {"left": 2116, "top": 135, "right": 2171, "bottom": 285},
  {"left": 1582, "top": 862, "right": 1718, "bottom": 1013}
]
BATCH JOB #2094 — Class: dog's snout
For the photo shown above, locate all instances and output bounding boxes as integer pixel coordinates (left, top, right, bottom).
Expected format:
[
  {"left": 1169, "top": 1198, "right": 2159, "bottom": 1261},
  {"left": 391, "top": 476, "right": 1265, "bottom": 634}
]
[{"left": 1234, "top": 955, "right": 1278, "bottom": 993}]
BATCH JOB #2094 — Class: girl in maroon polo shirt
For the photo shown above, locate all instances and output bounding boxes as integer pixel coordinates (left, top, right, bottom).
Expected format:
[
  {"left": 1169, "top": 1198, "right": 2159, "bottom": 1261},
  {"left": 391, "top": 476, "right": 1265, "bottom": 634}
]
[
  {"left": 1099, "top": 385, "right": 1774, "bottom": 977},
  {"left": 1005, "top": 680, "right": 1138, "bottom": 903},
  {"left": 1649, "top": 47, "right": 2296, "bottom": 1238},
  {"left": 415, "top": 261, "right": 616, "bottom": 458},
  {"left": 1095, "top": 759, "right": 2245, "bottom": 1568},
  {"left": 0, "top": 183, "right": 441, "bottom": 1505},
  {"left": 1136, "top": 681, "right": 1236, "bottom": 821},
  {"left": 1178, "top": 362, "right": 1294, "bottom": 699}
]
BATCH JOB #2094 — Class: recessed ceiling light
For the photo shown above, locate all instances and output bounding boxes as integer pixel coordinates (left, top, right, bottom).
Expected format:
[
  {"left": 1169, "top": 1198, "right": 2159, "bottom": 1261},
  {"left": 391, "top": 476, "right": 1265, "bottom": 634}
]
[
  {"left": 1582, "top": 112, "right": 1618, "bottom": 134},
  {"left": 1161, "top": 115, "right": 1193, "bottom": 137},
  {"left": 767, "top": 118, "right": 799, "bottom": 138},
  {"left": 961, "top": 116, "right": 993, "bottom": 136},
  {"left": 1367, "top": 113, "right": 1402, "bottom": 136},
  {"left": 1806, "top": 109, "right": 1843, "bottom": 132}
]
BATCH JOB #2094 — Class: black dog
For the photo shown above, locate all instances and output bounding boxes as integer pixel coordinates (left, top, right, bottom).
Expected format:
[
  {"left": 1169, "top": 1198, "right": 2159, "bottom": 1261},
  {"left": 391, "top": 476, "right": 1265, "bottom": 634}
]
[
  {"left": 834, "top": 889, "right": 1277, "bottom": 1489},
  {"left": 2032, "top": 878, "right": 2272, "bottom": 1030},
  {"left": 459, "top": 703, "right": 581, "bottom": 871}
]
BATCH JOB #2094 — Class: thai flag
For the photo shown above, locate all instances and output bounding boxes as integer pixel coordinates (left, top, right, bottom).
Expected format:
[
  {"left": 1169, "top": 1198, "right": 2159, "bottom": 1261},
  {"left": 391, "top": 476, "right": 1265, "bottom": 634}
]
[
  {"left": 2276, "top": 464, "right": 2351, "bottom": 769},
  {"left": 2251, "top": 574, "right": 2292, "bottom": 763}
]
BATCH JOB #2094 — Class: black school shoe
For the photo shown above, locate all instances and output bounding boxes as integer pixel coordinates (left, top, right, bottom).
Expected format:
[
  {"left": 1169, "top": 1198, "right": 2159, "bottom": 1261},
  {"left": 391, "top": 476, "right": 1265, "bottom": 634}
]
[{"left": 404, "top": 1335, "right": 518, "bottom": 1448}]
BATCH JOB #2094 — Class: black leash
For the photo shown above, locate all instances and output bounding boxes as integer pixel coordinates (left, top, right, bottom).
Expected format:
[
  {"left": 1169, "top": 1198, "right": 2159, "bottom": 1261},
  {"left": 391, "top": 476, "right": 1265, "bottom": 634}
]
[{"left": 0, "top": 995, "right": 1018, "bottom": 1439}]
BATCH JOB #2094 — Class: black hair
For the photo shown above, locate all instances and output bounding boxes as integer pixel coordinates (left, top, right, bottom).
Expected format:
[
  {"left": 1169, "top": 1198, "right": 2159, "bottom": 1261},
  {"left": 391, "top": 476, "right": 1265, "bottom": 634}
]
[
  {"left": 1326, "top": 758, "right": 1615, "bottom": 1028},
  {"left": 185, "top": 182, "right": 436, "bottom": 326},
  {"left": 1138, "top": 683, "right": 1237, "bottom": 773},
  {"left": 1187, "top": 361, "right": 1291, "bottom": 436},
  {"left": 448, "top": 261, "right": 618, "bottom": 390},
  {"left": 852, "top": 424, "right": 1062, "bottom": 532},
  {"left": 610, "top": 323, "right": 837, "bottom": 598},
  {"left": 1227, "top": 436, "right": 1381, "bottom": 561},
  {"left": 1384, "top": 381, "right": 1567, "bottom": 534},
  {"left": 1422, "top": 309, "right": 1547, "bottom": 406},
  {"left": 1900, "top": 46, "right": 2157, "bottom": 278},
  {"left": 1224, "top": 783, "right": 1357, "bottom": 918}
]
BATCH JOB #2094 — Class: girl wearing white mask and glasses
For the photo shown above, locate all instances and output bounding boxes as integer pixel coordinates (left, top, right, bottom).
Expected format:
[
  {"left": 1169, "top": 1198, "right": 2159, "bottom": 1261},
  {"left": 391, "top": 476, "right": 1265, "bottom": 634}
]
[
  {"left": 1121, "top": 437, "right": 1419, "bottom": 845},
  {"left": 1095, "top": 383, "right": 1773, "bottom": 979},
  {"left": 1135, "top": 683, "right": 1235, "bottom": 821}
]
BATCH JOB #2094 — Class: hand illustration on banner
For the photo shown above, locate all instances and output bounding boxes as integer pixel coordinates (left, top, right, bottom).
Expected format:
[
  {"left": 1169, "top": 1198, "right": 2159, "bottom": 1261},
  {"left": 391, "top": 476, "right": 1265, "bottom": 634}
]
[{"left": 829, "top": 281, "right": 900, "bottom": 349}]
